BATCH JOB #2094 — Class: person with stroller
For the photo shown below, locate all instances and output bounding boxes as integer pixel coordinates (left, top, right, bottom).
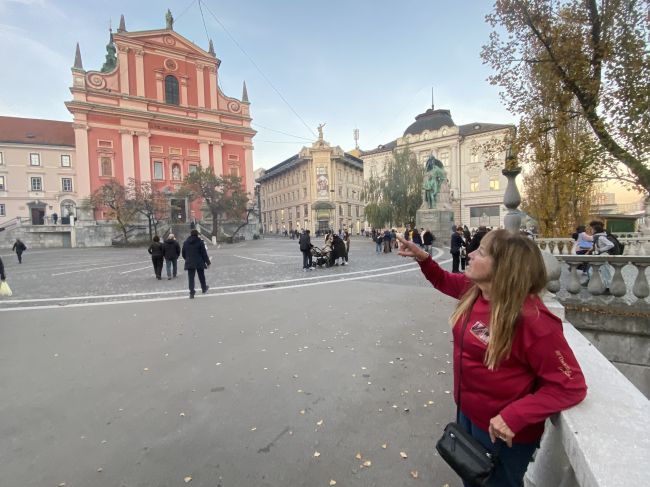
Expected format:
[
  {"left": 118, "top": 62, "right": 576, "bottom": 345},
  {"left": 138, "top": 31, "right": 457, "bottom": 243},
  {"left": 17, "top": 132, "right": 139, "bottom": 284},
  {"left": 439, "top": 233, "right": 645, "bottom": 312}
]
[
  {"left": 299, "top": 230, "right": 314, "bottom": 271},
  {"left": 332, "top": 233, "right": 347, "bottom": 266}
]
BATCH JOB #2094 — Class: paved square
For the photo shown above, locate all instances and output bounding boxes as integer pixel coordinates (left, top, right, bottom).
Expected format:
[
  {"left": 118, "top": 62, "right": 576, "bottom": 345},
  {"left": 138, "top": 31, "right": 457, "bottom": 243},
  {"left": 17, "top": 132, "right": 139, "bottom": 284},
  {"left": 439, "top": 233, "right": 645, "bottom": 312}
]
[{"left": 0, "top": 238, "right": 462, "bottom": 486}]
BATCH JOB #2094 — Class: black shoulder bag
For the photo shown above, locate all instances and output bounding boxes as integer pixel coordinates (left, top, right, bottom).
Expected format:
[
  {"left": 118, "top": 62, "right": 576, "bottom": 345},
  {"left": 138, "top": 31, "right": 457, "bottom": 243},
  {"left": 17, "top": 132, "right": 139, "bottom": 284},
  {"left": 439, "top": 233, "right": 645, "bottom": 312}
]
[{"left": 435, "top": 313, "right": 498, "bottom": 486}]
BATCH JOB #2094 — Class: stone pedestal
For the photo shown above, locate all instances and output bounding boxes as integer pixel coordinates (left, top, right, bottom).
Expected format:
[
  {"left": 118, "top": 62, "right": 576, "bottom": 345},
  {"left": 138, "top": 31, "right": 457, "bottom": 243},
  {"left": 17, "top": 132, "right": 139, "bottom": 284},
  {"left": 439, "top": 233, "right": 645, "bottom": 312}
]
[{"left": 416, "top": 208, "right": 453, "bottom": 247}]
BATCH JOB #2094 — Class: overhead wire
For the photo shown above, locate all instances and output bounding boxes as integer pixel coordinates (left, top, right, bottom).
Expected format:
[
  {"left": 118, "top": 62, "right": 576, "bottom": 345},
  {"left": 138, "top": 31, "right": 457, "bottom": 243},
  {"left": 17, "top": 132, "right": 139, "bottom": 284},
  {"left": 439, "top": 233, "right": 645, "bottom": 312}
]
[
  {"left": 196, "top": 0, "right": 211, "bottom": 44},
  {"left": 174, "top": 0, "right": 198, "bottom": 23},
  {"left": 251, "top": 123, "right": 313, "bottom": 141},
  {"left": 198, "top": 0, "right": 317, "bottom": 139}
]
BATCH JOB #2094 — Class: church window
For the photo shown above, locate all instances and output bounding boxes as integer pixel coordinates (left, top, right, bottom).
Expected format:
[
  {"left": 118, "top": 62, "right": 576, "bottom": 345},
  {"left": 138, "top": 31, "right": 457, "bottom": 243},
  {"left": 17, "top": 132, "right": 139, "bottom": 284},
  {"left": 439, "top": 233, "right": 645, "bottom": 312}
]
[
  {"left": 164, "top": 75, "right": 180, "bottom": 105},
  {"left": 153, "top": 161, "right": 164, "bottom": 180},
  {"left": 100, "top": 157, "right": 113, "bottom": 177}
]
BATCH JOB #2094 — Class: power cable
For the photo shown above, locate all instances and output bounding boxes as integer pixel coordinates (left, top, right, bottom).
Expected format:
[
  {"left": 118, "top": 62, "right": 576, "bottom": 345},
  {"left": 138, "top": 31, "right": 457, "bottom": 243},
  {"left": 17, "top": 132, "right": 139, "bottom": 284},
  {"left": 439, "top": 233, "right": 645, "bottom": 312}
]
[
  {"left": 252, "top": 123, "right": 313, "bottom": 141},
  {"left": 175, "top": 0, "right": 198, "bottom": 23},
  {"left": 199, "top": 0, "right": 317, "bottom": 139},
  {"left": 197, "top": 0, "right": 211, "bottom": 44}
]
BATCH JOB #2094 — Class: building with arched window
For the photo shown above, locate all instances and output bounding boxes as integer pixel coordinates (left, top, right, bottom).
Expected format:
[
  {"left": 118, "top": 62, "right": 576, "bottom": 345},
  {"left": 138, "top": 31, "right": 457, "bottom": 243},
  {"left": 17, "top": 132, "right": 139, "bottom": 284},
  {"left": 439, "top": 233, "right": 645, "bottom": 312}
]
[{"left": 66, "top": 12, "right": 255, "bottom": 222}]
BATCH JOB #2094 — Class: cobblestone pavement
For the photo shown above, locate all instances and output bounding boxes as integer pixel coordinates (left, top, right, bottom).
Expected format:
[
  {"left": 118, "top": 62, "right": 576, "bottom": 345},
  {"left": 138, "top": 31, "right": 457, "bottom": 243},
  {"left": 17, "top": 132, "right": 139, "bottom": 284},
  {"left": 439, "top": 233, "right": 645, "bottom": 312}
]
[{"left": 0, "top": 238, "right": 463, "bottom": 487}]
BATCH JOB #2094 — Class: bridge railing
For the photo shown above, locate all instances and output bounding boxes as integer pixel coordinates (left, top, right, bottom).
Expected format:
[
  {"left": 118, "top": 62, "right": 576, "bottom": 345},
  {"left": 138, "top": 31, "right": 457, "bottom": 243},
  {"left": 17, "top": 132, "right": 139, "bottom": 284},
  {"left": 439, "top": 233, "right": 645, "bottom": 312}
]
[{"left": 535, "top": 237, "right": 650, "bottom": 256}]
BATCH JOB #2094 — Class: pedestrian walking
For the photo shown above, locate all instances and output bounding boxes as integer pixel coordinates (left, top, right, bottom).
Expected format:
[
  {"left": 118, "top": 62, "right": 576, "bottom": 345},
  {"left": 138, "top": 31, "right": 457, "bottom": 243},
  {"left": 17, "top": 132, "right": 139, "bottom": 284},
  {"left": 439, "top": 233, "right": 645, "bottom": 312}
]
[
  {"left": 374, "top": 230, "right": 383, "bottom": 254},
  {"left": 412, "top": 228, "right": 423, "bottom": 247},
  {"left": 0, "top": 255, "right": 5, "bottom": 282},
  {"left": 397, "top": 230, "right": 587, "bottom": 487},
  {"left": 163, "top": 233, "right": 181, "bottom": 280},
  {"left": 12, "top": 239, "right": 26, "bottom": 264},
  {"left": 422, "top": 228, "right": 434, "bottom": 255},
  {"left": 148, "top": 236, "right": 164, "bottom": 280},
  {"left": 299, "top": 229, "right": 313, "bottom": 271},
  {"left": 343, "top": 230, "right": 350, "bottom": 263},
  {"left": 182, "top": 229, "right": 211, "bottom": 298}
]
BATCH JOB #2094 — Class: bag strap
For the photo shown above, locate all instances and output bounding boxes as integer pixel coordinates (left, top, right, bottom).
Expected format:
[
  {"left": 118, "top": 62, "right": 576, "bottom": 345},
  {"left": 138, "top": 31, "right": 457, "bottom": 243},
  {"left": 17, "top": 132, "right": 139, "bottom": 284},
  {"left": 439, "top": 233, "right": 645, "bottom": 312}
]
[{"left": 455, "top": 310, "right": 473, "bottom": 422}]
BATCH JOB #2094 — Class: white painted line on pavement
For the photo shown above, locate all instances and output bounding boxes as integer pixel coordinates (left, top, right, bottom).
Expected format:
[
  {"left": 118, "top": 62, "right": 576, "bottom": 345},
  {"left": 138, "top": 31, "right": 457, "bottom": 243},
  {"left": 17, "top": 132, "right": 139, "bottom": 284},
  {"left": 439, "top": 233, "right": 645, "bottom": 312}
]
[
  {"left": 0, "top": 264, "right": 439, "bottom": 312},
  {"left": 232, "top": 255, "right": 275, "bottom": 264},
  {"left": 119, "top": 266, "right": 153, "bottom": 275},
  {"left": 1, "top": 259, "right": 445, "bottom": 307},
  {"left": 51, "top": 260, "right": 150, "bottom": 276}
]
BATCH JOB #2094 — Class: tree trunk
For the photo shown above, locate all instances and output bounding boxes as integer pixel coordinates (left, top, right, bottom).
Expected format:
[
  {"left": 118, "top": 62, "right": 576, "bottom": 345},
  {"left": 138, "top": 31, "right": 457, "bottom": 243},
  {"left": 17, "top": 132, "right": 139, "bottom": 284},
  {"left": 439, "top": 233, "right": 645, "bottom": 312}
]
[
  {"left": 147, "top": 215, "right": 153, "bottom": 241},
  {"left": 212, "top": 214, "right": 219, "bottom": 239}
]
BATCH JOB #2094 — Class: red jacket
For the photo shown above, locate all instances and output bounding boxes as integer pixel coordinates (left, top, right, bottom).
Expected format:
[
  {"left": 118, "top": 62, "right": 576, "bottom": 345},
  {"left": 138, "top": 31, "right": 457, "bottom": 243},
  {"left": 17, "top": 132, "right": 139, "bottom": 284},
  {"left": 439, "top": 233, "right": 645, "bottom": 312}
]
[{"left": 419, "top": 257, "right": 587, "bottom": 443}]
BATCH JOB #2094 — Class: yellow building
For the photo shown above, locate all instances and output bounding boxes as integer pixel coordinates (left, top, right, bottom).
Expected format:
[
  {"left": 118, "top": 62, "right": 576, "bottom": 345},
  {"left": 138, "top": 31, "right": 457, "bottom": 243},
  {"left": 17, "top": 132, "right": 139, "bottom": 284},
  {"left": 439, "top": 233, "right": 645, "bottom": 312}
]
[{"left": 258, "top": 132, "right": 364, "bottom": 235}]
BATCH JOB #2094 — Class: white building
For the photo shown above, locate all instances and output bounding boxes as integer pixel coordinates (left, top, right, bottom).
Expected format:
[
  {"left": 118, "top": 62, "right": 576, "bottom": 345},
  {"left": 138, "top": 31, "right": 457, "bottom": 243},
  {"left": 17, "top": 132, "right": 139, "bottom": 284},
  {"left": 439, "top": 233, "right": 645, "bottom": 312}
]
[{"left": 361, "top": 108, "right": 513, "bottom": 229}]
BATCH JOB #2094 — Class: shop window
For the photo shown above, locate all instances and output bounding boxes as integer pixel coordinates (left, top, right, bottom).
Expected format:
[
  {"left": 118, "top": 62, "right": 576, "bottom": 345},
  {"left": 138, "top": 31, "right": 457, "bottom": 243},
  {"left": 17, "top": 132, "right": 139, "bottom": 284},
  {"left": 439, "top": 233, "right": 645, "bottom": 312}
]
[{"left": 165, "top": 75, "right": 180, "bottom": 105}]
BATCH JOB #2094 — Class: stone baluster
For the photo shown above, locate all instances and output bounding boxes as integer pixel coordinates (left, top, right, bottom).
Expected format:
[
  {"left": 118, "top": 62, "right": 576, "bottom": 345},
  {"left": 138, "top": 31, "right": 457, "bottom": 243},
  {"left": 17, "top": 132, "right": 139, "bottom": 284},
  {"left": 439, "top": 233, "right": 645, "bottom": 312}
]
[
  {"left": 609, "top": 263, "right": 627, "bottom": 297},
  {"left": 544, "top": 252, "right": 562, "bottom": 293},
  {"left": 566, "top": 262, "right": 582, "bottom": 295},
  {"left": 502, "top": 166, "right": 523, "bottom": 232},
  {"left": 587, "top": 263, "right": 607, "bottom": 295},
  {"left": 632, "top": 264, "right": 650, "bottom": 299}
]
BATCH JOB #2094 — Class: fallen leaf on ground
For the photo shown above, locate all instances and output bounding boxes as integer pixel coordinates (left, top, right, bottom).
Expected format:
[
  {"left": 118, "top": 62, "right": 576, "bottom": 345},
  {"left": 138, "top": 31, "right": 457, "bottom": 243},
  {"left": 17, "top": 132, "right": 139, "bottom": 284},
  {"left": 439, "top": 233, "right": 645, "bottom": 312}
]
[
  {"left": 355, "top": 452, "right": 362, "bottom": 460},
  {"left": 313, "top": 451, "right": 321, "bottom": 457},
  {"left": 381, "top": 443, "right": 387, "bottom": 449},
  {"left": 363, "top": 460, "right": 372, "bottom": 467},
  {"left": 184, "top": 476, "right": 192, "bottom": 483},
  {"left": 329, "top": 481, "right": 337, "bottom": 486},
  {"left": 179, "top": 412, "right": 186, "bottom": 417},
  {"left": 143, "top": 368, "right": 149, "bottom": 371},
  {"left": 250, "top": 427, "right": 257, "bottom": 431},
  {"left": 300, "top": 409, "right": 305, "bottom": 415},
  {"left": 97, "top": 467, "right": 103, "bottom": 472},
  {"left": 316, "top": 420, "right": 323, "bottom": 426},
  {"left": 410, "top": 470, "right": 419, "bottom": 479},
  {"left": 400, "top": 451, "right": 408, "bottom": 459}
]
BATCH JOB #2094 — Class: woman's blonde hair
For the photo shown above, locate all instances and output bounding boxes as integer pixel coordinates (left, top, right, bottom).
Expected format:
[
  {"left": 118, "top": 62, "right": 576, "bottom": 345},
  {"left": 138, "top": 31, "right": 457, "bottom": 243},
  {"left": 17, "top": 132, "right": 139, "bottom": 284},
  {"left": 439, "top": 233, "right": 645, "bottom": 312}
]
[{"left": 449, "top": 229, "right": 547, "bottom": 370}]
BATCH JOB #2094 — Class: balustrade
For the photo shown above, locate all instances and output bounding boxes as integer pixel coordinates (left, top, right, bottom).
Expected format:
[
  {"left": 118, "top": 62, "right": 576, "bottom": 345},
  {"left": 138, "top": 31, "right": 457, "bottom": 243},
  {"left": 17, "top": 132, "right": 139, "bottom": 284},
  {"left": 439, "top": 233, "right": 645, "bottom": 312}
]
[{"left": 534, "top": 237, "right": 650, "bottom": 255}]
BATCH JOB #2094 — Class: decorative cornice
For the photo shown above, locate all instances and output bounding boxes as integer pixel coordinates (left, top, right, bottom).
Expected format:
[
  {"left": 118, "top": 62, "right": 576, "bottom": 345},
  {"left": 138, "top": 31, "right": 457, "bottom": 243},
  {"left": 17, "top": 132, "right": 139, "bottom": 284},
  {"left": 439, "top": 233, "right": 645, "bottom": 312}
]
[
  {"left": 71, "top": 123, "right": 89, "bottom": 131},
  {"left": 134, "top": 131, "right": 151, "bottom": 138}
]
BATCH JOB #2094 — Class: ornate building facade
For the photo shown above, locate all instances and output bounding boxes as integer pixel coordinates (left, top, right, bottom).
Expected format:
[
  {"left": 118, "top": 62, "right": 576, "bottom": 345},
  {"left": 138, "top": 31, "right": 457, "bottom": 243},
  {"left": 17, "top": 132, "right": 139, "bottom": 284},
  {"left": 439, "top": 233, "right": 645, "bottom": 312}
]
[
  {"left": 0, "top": 117, "right": 77, "bottom": 224},
  {"left": 66, "top": 13, "right": 255, "bottom": 222},
  {"left": 361, "top": 108, "right": 513, "bottom": 229},
  {"left": 257, "top": 133, "right": 364, "bottom": 235}
]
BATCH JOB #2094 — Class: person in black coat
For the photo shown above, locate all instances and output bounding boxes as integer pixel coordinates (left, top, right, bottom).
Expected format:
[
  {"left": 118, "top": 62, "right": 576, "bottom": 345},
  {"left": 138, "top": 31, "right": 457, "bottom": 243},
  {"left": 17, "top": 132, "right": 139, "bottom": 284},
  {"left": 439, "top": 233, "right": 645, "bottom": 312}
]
[
  {"left": 450, "top": 226, "right": 466, "bottom": 273},
  {"left": 12, "top": 239, "right": 26, "bottom": 264},
  {"left": 163, "top": 233, "right": 182, "bottom": 279},
  {"left": 299, "top": 230, "right": 313, "bottom": 270},
  {"left": 182, "top": 229, "right": 211, "bottom": 298},
  {"left": 0, "top": 255, "right": 5, "bottom": 282},
  {"left": 467, "top": 226, "right": 488, "bottom": 254},
  {"left": 148, "top": 235, "right": 164, "bottom": 280},
  {"left": 332, "top": 234, "right": 347, "bottom": 266}
]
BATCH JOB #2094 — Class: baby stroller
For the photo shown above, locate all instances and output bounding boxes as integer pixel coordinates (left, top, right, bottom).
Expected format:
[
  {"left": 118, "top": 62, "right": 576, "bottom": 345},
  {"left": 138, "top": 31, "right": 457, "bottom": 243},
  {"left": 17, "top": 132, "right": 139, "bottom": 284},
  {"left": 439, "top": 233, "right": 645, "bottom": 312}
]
[{"left": 311, "top": 246, "right": 331, "bottom": 267}]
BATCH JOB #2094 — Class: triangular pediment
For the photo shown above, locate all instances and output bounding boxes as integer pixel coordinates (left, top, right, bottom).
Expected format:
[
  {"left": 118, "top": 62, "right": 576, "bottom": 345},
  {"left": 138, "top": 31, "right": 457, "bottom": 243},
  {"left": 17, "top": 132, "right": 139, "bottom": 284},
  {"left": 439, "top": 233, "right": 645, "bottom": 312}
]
[{"left": 115, "top": 30, "right": 216, "bottom": 60}]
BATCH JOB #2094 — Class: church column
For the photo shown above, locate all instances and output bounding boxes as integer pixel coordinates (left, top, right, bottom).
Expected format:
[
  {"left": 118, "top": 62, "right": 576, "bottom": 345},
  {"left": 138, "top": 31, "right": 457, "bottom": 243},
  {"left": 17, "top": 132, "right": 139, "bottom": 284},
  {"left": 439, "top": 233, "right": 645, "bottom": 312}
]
[
  {"left": 136, "top": 132, "right": 151, "bottom": 181},
  {"left": 207, "top": 66, "right": 217, "bottom": 109},
  {"left": 195, "top": 63, "right": 205, "bottom": 108},
  {"left": 72, "top": 123, "right": 91, "bottom": 197},
  {"left": 120, "top": 129, "right": 135, "bottom": 184},
  {"left": 134, "top": 49, "right": 145, "bottom": 97},
  {"left": 155, "top": 71, "right": 164, "bottom": 102},
  {"left": 244, "top": 144, "right": 254, "bottom": 196},
  {"left": 180, "top": 76, "right": 188, "bottom": 106},
  {"left": 212, "top": 142, "right": 223, "bottom": 177},
  {"left": 117, "top": 46, "right": 130, "bottom": 95},
  {"left": 198, "top": 140, "right": 211, "bottom": 169}
]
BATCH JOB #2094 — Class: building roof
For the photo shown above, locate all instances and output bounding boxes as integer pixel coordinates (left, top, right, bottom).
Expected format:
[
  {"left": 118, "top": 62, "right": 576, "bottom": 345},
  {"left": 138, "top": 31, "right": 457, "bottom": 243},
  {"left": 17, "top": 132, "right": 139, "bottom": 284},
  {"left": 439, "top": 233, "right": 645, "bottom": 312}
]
[
  {"left": 0, "top": 116, "right": 75, "bottom": 147},
  {"left": 257, "top": 150, "right": 363, "bottom": 182},
  {"left": 360, "top": 140, "right": 397, "bottom": 156},
  {"left": 459, "top": 122, "right": 513, "bottom": 136},
  {"left": 404, "top": 108, "right": 455, "bottom": 136}
]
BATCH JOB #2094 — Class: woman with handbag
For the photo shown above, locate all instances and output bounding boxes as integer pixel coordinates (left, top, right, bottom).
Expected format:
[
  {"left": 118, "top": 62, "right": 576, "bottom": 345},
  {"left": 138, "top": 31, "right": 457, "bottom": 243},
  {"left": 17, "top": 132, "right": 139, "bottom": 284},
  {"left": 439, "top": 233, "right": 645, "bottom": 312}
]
[{"left": 398, "top": 230, "right": 587, "bottom": 487}]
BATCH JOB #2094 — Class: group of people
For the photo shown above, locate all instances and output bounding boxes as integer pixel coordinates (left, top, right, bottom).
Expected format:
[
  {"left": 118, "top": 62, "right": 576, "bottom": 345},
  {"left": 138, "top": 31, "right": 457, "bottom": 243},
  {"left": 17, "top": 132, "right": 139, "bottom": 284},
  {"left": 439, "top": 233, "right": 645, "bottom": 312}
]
[
  {"left": 572, "top": 220, "right": 619, "bottom": 293},
  {"left": 372, "top": 227, "right": 437, "bottom": 255},
  {"left": 147, "top": 230, "right": 210, "bottom": 298},
  {"left": 299, "top": 229, "right": 350, "bottom": 270}
]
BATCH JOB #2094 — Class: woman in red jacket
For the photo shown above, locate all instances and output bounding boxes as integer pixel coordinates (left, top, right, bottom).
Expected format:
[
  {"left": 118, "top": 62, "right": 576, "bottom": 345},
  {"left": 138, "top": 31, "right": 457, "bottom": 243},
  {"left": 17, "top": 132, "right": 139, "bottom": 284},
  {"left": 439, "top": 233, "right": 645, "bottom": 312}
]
[{"left": 398, "top": 229, "right": 587, "bottom": 487}]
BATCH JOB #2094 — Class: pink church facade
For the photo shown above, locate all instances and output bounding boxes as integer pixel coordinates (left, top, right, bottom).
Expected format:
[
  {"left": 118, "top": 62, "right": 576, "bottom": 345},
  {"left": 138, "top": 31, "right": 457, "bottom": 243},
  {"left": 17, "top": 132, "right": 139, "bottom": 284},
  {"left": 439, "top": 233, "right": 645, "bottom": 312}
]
[{"left": 66, "top": 15, "right": 255, "bottom": 222}]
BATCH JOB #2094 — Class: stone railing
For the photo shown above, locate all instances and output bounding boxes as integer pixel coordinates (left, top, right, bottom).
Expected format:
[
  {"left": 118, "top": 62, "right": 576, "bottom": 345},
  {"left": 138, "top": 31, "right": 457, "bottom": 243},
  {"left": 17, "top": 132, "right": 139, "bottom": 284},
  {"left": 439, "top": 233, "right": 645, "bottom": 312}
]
[
  {"left": 535, "top": 237, "right": 650, "bottom": 256},
  {"left": 524, "top": 315, "right": 650, "bottom": 487}
]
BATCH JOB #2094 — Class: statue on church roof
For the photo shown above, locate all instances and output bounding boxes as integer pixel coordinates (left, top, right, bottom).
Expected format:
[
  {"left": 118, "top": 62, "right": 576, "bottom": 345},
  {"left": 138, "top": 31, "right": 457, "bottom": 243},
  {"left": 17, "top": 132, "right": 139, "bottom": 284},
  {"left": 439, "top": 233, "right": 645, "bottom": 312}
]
[
  {"left": 101, "top": 31, "right": 117, "bottom": 73},
  {"left": 165, "top": 9, "right": 174, "bottom": 30}
]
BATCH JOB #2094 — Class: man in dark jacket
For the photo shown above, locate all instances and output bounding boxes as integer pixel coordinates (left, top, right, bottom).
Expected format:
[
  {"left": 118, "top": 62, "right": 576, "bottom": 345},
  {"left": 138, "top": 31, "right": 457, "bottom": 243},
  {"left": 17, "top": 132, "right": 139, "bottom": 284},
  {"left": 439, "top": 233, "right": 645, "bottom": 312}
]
[
  {"left": 182, "top": 229, "right": 211, "bottom": 298},
  {"left": 0, "top": 255, "right": 5, "bottom": 282},
  {"left": 148, "top": 236, "right": 164, "bottom": 280},
  {"left": 299, "top": 230, "right": 313, "bottom": 271},
  {"left": 422, "top": 229, "right": 434, "bottom": 255},
  {"left": 466, "top": 226, "right": 488, "bottom": 254},
  {"left": 163, "top": 233, "right": 181, "bottom": 279},
  {"left": 12, "top": 239, "right": 26, "bottom": 264},
  {"left": 450, "top": 226, "right": 465, "bottom": 273}
]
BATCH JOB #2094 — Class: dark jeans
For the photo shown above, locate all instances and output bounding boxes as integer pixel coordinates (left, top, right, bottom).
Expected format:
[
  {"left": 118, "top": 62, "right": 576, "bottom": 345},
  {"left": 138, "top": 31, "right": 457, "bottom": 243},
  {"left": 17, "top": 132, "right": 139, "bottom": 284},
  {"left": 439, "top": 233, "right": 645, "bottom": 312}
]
[
  {"left": 151, "top": 256, "right": 164, "bottom": 278},
  {"left": 16, "top": 252, "right": 22, "bottom": 264},
  {"left": 458, "top": 412, "right": 538, "bottom": 487},
  {"left": 165, "top": 258, "right": 178, "bottom": 277},
  {"left": 302, "top": 250, "right": 312, "bottom": 269},
  {"left": 187, "top": 267, "right": 207, "bottom": 295},
  {"left": 451, "top": 251, "right": 461, "bottom": 272}
]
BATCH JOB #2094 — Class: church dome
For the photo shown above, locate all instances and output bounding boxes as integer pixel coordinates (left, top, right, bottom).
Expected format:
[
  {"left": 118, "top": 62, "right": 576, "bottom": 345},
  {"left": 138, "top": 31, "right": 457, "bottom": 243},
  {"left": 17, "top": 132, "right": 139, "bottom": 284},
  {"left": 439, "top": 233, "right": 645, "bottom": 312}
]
[{"left": 403, "top": 109, "right": 455, "bottom": 137}]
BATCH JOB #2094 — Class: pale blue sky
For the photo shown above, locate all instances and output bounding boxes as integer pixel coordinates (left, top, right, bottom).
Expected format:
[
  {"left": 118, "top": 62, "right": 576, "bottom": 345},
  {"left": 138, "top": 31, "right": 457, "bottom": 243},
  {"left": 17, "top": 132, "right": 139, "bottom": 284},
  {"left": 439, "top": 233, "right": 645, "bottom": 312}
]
[{"left": 0, "top": 0, "right": 514, "bottom": 169}]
